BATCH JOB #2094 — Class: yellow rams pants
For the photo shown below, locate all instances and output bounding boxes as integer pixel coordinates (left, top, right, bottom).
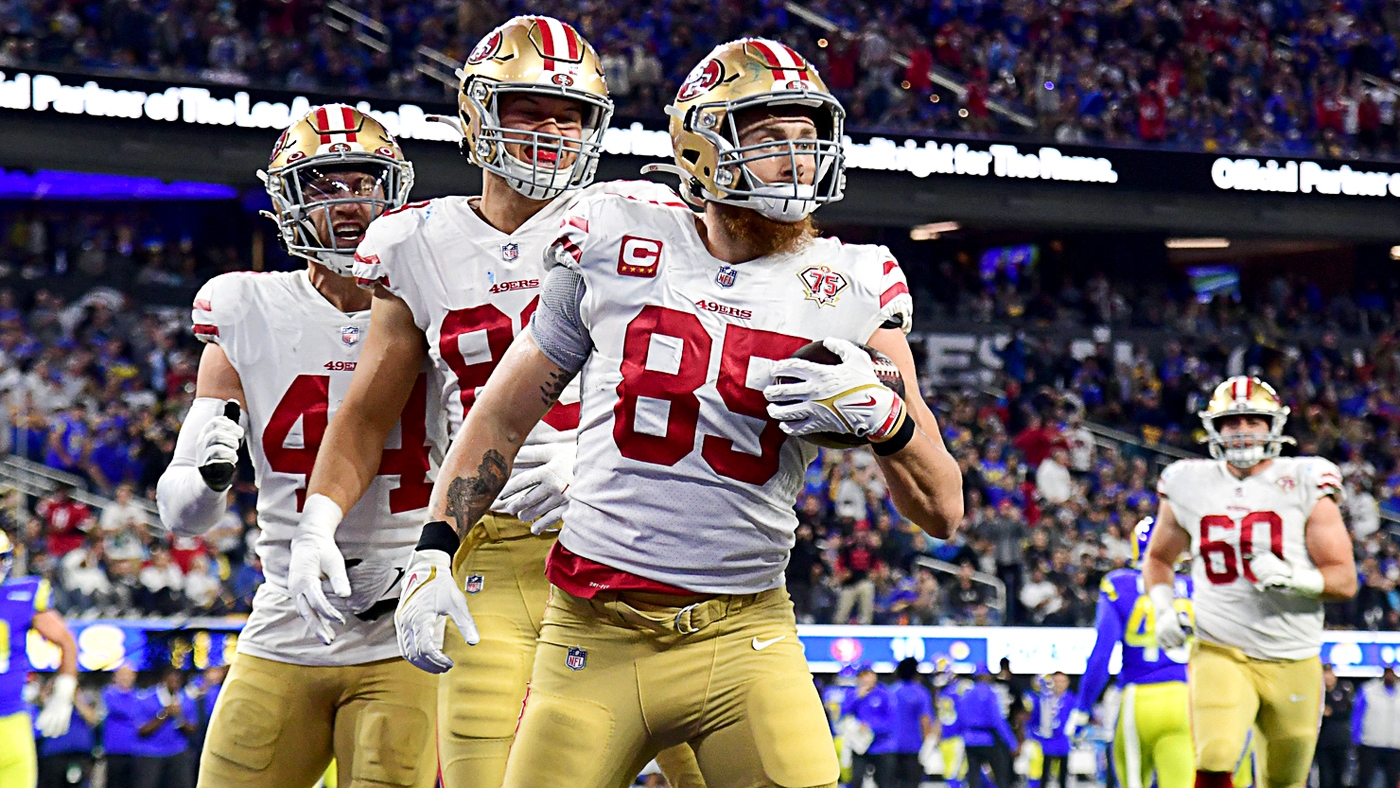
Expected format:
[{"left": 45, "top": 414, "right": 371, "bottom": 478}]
[
  {"left": 196, "top": 652, "right": 437, "bottom": 788},
  {"left": 1189, "top": 640, "right": 1321, "bottom": 788},
  {"left": 501, "top": 584, "right": 839, "bottom": 788},
  {"left": 0, "top": 711, "right": 35, "bottom": 788},
  {"left": 441, "top": 514, "right": 705, "bottom": 788}
]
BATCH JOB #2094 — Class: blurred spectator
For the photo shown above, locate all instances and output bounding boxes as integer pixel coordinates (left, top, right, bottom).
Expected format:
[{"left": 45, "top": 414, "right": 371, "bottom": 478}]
[
  {"left": 36, "top": 485, "right": 91, "bottom": 558},
  {"left": 842, "top": 666, "right": 896, "bottom": 787},
  {"left": 1317, "top": 664, "right": 1354, "bottom": 788},
  {"left": 1026, "top": 672, "right": 1073, "bottom": 788},
  {"left": 34, "top": 675, "right": 100, "bottom": 788},
  {"left": 136, "top": 546, "right": 184, "bottom": 616},
  {"left": 890, "top": 658, "right": 935, "bottom": 788},
  {"left": 1036, "top": 448, "right": 1073, "bottom": 505},
  {"left": 959, "top": 667, "right": 1018, "bottom": 788},
  {"left": 103, "top": 664, "right": 141, "bottom": 788},
  {"left": 133, "top": 667, "right": 197, "bottom": 788},
  {"left": 834, "top": 530, "right": 882, "bottom": 625}
]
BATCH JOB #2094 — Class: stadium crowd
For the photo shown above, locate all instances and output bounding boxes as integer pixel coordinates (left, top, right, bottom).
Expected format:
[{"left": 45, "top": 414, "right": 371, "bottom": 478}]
[
  {"left": 6, "top": 0, "right": 1400, "bottom": 159},
  {"left": 1, "top": 210, "right": 1399, "bottom": 632}
]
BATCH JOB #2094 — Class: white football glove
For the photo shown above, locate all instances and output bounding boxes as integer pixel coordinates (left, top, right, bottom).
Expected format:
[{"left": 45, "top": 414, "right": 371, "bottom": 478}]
[
  {"left": 287, "top": 494, "right": 351, "bottom": 645},
  {"left": 496, "top": 443, "right": 573, "bottom": 535},
  {"left": 196, "top": 403, "right": 243, "bottom": 490},
  {"left": 763, "top": 338, "right": 906, "bottom": 441},
  {"left": 396, "top": 548, "right": 479, "bottom": 674},
  {"left": 36, "top": 674, "right": 76, "bottom": 738},
  {"left": 1246, "top": 550, "right": 1326, "bottom": 598},
  {"left": 1064, "top": 709, "right": 1091, "bottom": 742},
  {"left": 1149, "top": 584, "right": 1190, "bottom": 650}
]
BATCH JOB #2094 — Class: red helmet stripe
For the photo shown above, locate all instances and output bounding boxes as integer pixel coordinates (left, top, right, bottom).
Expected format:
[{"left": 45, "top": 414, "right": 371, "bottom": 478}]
[
  {"left": 341, "top": 105, "right": 358, "bottom": 142},
  {"left": 1246, "top": 377, "right": 1254, "bottom": 399},
  {"left": 752, "top": 39, "right": 805, "bottom": 82},
  {"left": 563, "top": 23, "right": 580, "bottom": 60},
  {"left": 315, "top": 106, "right": 332, "bottom": 144},
  {"left": 537, "top": 18, "right": 558, "bottom": 70}
]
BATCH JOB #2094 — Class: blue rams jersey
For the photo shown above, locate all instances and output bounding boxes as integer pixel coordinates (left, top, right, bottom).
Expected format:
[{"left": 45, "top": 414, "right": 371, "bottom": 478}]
[
  {"left": 0, "top": 577, "right": 49, "bottom": 717},
  {"left": 1074, "top": 569, "right": 1193, "bottom": 714},
  {"left": 823, "top": 682, "right": 858, "bottom": 732},
  {"left": 936, "top": 678, "right": 972, "bottom": 738}
]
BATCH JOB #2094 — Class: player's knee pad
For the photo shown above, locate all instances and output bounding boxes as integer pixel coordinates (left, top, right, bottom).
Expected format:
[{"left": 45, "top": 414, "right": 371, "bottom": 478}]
[
  {"left": 745, "top": 676, "right": 840, "bottom": 788},
  {"left": 349, "top": 701, "right": 432, "bottom": 788},
  {"left": 441, "top": 614, "right": 531, "bottom": 739},
  {"left": 502, "top": 689, "right": 615, "bottom": 788},
  {"left": 654, "top": 744, "right": 707, "bottom": 788},
  {"left": 206, "top": 667, "right": 289, "bottom": 772}
]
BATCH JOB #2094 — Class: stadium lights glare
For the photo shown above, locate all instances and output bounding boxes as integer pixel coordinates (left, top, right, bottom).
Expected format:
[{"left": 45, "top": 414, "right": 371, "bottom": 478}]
[
  {"left": 910, "top": 222, "right": 961, "bottom": 240},
  {"left": 1391, "top": 245, "right": 1400, "bottom": 260},
  {"left": 1165, "top": 237, "right": 1231, "bottom": 249}
]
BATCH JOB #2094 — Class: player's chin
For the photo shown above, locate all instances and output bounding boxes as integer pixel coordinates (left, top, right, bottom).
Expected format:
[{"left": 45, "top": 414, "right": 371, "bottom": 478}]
[{"left": 711, "top": 202, "right": 816, "bottom": 255}]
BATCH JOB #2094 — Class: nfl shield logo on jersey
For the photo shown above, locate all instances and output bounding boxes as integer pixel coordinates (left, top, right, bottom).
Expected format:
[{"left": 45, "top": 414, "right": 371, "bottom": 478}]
[
  {"left": 566, "top": 646, "right": 587, "bottom": 671},
  {"left": 501, "top": 243, "right": 519, "bottom": 262},
  {"left": 715, "top": 265, "right": 737, "bottom": 288},
  {"left": 340, "top": 325, "right": 361, "bottom": 346},
  {"left": 464, "top": 574, "right": 484, "bottom": 594}
]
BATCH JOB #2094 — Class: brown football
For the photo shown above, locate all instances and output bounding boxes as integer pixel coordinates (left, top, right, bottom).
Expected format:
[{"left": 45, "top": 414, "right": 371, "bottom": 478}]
[{"left": 773, "top": 340, "right": 906, "bottom": 449}]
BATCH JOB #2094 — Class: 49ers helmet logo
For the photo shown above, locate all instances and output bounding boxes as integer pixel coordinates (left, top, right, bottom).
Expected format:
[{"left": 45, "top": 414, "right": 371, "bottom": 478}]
[
  {"left": 467, "top": 30, "right": 502, "bottom": 65},
  {"left": 677, "top": 58, "right": 724, "bottom": 101}
]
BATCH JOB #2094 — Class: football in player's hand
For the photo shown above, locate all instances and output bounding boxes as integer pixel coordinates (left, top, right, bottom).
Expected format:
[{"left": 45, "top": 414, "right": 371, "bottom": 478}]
[{"left": 773, "top": 340, "right": 905, "bottom": 449}]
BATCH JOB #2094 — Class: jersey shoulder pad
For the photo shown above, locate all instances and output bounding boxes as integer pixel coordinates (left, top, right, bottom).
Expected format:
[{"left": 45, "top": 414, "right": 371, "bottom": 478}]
[
  {"left": 581, "top": 179, "right": 688, "bottom": 207},
  {"left": 829, "top": 241, "right": 914, "bottom": 334},
  {"left": 2, "top": 576, "right": 47, "bottom": 613},
  {"left": 1156, "top": 458, "right": 1211, "bottom": 498},
  {"left": 1101, "top": 568, "right": 1135, "bottom": 598},
  {"left": 1294, "top": 456, "right": 1344, "bottom": 503},
  {"left": 546, "top": 190, "right": 687, "bottom": 275},
  {"left": 192, "top": 272, "right": 270, "bottom": 344},
  {"left": 353, "top": 197, "right": 438, "bottom": 290}
]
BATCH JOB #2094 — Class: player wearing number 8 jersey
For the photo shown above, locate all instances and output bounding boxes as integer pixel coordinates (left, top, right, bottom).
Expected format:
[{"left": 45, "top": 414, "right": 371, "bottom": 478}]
[
  {"left": 406, "top": 38, "right": 963, "bottom": 788},
  {"left": 1143, "top": 375, "right": 1357, "bottom": 788},
  {"left": 157, "top": 105, "right": 441, "bottom": 788},
  {"left": 294, "top": 16, "right": 704, "bottom": 788}
]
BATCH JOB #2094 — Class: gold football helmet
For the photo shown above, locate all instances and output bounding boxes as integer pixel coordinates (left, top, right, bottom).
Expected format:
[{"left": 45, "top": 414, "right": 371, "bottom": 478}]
[
  {"left": 646, "top": 38, "right": 846, "bottom": 222},
  {"left": 260, "top": 104, "right": 414, "bottom": 275},
  {"left": 457, "top": 16, "right": 612, "bottom": 200},
  {"left": 1199, "top": 375, "right": 1294, "bottom": 468}
]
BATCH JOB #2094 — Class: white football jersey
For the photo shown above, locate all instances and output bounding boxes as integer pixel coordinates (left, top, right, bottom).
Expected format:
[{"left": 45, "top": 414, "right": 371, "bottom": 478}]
[
  {"left": 192, "top": 270, "right": 441, "bottom": 666},
  {"left": 1157, "top": 456, "right": 1343, "bottom": 660},
  {"left": 545, "top": 193, "right": 913, "bottom": 594},
  {"left": 351, "top": 181, "right": 685, "bottom": 496}
]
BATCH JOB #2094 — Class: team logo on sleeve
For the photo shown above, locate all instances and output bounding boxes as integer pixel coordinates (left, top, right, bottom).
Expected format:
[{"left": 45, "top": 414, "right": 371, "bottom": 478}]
[
  {"left": 501, "top": 242, "right": 519, "bottom": 262},
  {"left": 715, "top": 264, "right": 737, "bottom": 288},
  {"left": 340, "top": 325, "right": 361, "bottom": 346},
  {"left": 464, "top": 574, "right": 484, "bottom": 594},
  {"left": 798, "top": 265, "right": 849, "bottom": 307},
  {"left": 566, "top": 646, "right": 588, "bottom": 671}
]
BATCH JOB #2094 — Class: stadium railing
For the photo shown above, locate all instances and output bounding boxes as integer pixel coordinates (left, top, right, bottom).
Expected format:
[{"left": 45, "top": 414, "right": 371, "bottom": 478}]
[
  {"left": 0, "top": 453, "right": 160, "bottom": 528},
  {"left": 914, "top": 554, "right": 1008, "bottom": 619}
]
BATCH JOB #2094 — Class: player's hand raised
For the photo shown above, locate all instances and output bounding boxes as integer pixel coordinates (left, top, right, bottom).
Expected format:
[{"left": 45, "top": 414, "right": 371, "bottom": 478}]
[
  {"left": 396, "top": 545, "right": 478, "bottom": 674},
  {"left": 288, "top": 495, "right": 351, "bottom": 645},
  {"left": 195, "top": 400, "right": 243, "bottom": 492},
  {"left": 764, "top": 338, "right": 905, "bottom": 441},
  {"left": 496, "top": 443, "right": 573, "bottom": 535},
  {"left": 1246, "top": 550, "right": 1325, "bottom": 598}
]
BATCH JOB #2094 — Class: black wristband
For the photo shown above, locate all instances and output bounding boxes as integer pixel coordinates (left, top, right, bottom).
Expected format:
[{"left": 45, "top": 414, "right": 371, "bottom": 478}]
[
  {"left": 415, "top": 521, "right": 461, "bottom": 556},
  {"left": 872, "top": 412, "right": 916, "bottom": 456}
]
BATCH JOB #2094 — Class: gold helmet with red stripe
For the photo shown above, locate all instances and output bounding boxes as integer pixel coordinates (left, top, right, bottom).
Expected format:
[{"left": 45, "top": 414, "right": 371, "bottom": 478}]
[
  {"left": 457, "top": 16, "right": 612, "bottom": 200},
  {"left": 647, "top": 38, "right": 846, "bottom": 222},
  {"left": 260, "top": 104, "right": 414, "bottom": 276},
  {"left": 1199, "top": 375, "right": 1294, "bottom": 468}
]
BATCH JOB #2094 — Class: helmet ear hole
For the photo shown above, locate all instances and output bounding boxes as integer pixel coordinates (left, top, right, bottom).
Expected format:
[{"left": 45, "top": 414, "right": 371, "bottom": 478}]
[{"left": 682, "top": 149, "right": 700, "bottom": 165}]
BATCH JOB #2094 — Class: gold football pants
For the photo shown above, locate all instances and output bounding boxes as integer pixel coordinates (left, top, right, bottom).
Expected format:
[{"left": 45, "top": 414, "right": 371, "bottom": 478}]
[
  {"left": 441, "top": 514, "right": 705, "bottom": 788},
  {"left": 501, "top": 584, "right": 840, "bottom": 788},
  {"left": 1189, "top": 640, "right": 1322, "bottom": 788},
  {"left": 196, "top": 652, "right": 437, "bottom": 788}
]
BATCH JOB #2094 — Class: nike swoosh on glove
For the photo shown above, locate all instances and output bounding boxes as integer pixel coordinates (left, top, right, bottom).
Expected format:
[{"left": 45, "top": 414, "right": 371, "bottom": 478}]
[
  {"left": 287, "top": 495, "right": 351, "bottom": 646},
  {"left": 495, "top": 443, "right": 573, "bottom": 535},
  {"left": 396, "top": 549, "right": 479, "bottom": 674},
  {"left": 763, "top": 338, "right": 906, "bottom": 441},
  {"left": 1246, "top": 550, "right": 1325, "bottom": 597},
  {"left": 196, "top": 406, "right": 243, "bottom": 490}
]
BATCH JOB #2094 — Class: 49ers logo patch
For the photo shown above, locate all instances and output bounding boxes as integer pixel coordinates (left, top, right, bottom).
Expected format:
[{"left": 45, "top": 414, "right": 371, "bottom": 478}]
[
  {"left": 798, "top": 265, "right": 849, "bottom": 307},
  {"left": 467, "top": 30, "right": 502, "bottom": 65},
  {"left": 677, "top": 58, "right": 724, "bottom": 101}
]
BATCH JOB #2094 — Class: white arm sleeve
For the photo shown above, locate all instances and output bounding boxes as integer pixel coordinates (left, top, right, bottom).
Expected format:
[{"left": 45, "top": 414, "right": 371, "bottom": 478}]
[{"left": 156, "top": 397, "right": 232, "bottom": 536}]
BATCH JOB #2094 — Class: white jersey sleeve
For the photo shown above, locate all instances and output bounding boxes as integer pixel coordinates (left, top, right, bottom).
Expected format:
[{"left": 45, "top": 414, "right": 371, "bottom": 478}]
[
  {"left": 545, "top": 192, "right": 918, "bottom": 593},
  {"left": 194, "top": 270, "right": 434, "bottom": 667},
  {"left": 1161, "top": 457, "right": 1329, "bottom": 660}
]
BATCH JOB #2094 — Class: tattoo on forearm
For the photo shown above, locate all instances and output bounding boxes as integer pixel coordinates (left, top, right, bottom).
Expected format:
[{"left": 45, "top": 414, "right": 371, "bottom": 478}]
[
  {"left": 443, "top": 449, "right": 509, "bottom": 538},
  {"left": 538, "top": 370, "right": 577, "bottom": 408}
]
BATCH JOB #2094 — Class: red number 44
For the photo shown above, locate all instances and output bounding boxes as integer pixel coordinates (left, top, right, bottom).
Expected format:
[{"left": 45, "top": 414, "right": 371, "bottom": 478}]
[{"left": 1199, "top": 511, "right": 1284, "bottom": 585}]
